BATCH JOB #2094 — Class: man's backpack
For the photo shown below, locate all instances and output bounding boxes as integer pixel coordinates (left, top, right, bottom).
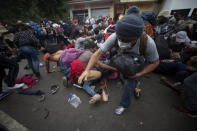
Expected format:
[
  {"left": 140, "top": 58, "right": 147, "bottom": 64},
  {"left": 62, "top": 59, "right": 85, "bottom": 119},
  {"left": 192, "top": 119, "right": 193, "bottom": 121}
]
[
  {"left": 110, "top": 53, "right": 145, "bottom": 76},
  {"left": 109, "top": 32, "right": 147, "bottom": 76}
]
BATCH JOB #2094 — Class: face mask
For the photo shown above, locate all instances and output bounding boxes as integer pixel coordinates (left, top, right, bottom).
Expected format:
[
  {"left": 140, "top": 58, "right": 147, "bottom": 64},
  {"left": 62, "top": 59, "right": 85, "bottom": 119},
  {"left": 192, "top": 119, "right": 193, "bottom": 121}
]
[{"left": 118, "top": 40, "right": 131, "bottom": 50}]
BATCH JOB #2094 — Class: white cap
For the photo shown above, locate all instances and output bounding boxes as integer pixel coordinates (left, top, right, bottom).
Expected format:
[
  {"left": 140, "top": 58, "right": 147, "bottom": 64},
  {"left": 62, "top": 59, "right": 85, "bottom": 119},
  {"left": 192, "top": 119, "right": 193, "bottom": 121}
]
[{"left": 176, "top": 31, "right": 190, "bottom": 43}]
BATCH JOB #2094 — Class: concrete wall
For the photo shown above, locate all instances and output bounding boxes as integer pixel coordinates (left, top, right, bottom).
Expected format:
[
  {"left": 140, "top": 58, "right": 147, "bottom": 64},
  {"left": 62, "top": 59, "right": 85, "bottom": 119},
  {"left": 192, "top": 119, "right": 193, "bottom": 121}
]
[
  {"left": 128, "top": 2, "right": 155, "bottom": 12},
  {"left": 160, "top": 0, "right": 197, "bottom": 15},
  {"left": 118, "top": 2, "right": 157, "bottom": 14},
  {"left": 110, "top": 2, "right": 115, "bottom": 18},
  {"left": 69, "top": 2, "right": 114, "bottom": 19}
]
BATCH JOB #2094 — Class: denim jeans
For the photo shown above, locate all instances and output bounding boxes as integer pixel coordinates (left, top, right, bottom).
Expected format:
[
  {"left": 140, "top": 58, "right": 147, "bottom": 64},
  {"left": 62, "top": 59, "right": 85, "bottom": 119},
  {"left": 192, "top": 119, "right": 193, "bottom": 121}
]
[
  {"left": 154, "top": 62, "right": 187, "bottom": 75},
  {"left": 19, "top": 46, "right": 39, "bottom": 72},
  {"left": 59, "top": 60, "right": 70, "bottom": 79},
  {"left": 120, "top": 78, "right": 138, "bottom": 108},
  {"left": 82, "top": 81, "right": 96, "bottom": 96}
]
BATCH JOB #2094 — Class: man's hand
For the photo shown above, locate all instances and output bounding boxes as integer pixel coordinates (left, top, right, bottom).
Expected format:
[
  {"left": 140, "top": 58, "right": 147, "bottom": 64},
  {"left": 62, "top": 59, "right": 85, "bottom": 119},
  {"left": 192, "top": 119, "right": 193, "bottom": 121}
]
[
  {"left": 127, "top": 73, "right": 142, "bottom": 79},
  {"left": 78, "top": 70, "right": 90, "bottom": 84}
]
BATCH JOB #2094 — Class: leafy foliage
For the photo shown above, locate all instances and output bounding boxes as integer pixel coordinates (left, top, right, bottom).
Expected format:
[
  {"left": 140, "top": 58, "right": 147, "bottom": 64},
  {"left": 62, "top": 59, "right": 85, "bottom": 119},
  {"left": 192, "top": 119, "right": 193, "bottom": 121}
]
[{"left": 0, "top": 0, "right": 69, "bottom": 24}]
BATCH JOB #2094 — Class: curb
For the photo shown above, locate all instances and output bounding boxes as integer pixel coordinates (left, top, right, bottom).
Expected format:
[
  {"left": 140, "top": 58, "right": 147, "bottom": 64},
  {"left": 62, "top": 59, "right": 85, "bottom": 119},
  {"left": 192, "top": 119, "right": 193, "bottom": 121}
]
[{"left": 0, "top": 110, "right": 29, "bottom": 131}]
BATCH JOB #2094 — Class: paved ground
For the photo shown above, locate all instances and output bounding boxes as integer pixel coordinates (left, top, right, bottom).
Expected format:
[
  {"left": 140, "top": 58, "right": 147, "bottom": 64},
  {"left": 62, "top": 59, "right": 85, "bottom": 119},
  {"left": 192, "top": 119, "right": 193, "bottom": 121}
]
[{"left": 0, "top": 54, "right": 197, "bottom": 131}]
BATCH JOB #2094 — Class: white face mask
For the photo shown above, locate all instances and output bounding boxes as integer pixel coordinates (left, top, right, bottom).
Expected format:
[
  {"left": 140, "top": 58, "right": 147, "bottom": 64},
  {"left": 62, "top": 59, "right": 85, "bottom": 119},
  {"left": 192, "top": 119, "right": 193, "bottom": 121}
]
[{"left": 118, "top": 40, "right": 131, "bottom": 50}]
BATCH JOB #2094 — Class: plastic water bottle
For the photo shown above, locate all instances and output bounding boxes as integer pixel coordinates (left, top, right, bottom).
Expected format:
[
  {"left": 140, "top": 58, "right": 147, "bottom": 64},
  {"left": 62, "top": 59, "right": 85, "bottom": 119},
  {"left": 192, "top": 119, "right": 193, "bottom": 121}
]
[{"left": 68, "top": 93, "right": 81, "bottom": 108}]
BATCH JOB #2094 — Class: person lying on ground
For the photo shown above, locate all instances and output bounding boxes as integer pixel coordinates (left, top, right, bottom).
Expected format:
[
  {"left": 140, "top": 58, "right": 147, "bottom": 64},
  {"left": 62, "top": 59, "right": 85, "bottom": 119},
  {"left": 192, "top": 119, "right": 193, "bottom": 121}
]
[
  {"left": 62, "top": 43, "right": 116, "bottom": 104},
  {"left": 42, "top": 43, "right": 65, "bottom": 73}
]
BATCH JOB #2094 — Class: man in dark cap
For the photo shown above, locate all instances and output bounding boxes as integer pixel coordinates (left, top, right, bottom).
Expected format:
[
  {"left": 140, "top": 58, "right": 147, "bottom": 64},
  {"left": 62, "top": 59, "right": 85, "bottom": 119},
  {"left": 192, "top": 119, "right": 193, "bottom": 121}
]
[{"left": 78, "top": 6, "right": 159, "bottom": 115}]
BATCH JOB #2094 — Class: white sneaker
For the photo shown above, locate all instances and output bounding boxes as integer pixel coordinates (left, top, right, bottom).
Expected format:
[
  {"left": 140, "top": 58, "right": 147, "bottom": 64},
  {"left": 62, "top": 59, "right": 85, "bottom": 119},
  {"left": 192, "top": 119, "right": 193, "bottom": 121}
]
[
  {"left": 8, "top": 83, "right": 25, "bottom": 89},
  {"left": 115, "top": 106, "right": 125, "bottom": 115}
]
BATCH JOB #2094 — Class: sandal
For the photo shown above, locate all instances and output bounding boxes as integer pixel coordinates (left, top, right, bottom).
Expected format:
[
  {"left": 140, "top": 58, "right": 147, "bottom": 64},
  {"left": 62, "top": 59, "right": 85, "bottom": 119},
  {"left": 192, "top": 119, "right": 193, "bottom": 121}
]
[
  {"left": 89, "top": 94, "right": 101, "bottom": 104},
  {"left": 38, "top": 95, "right": 45, "bottom": 102},
  {"left": 50, "top": 85, "right": 59, "bottom": 94},
  {"left": 134, "top": 88, "right": 141, "bottom": 99}
]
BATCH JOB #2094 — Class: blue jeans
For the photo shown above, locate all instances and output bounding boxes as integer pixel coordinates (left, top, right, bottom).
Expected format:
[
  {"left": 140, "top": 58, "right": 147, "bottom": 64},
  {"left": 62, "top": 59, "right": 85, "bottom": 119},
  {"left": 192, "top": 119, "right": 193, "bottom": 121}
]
[
  {"left": 154, "top": 62, "right": 187, "bottom": 75},
  {"left": 59, "top": 60, "right": 70, "bottom": 79},
  {"left": 120, "top": 78, "right": 138, "bottom": 108},
  {"left": 82, "top": 81, "right": 96, "bottom": 96},
  {"left": 19, "top": 46, "right": 39, "bottom": 72}
]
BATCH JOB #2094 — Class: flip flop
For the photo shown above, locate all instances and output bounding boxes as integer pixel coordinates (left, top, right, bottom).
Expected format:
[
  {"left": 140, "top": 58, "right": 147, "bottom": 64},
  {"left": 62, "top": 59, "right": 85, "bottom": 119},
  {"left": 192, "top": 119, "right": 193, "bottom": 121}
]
[
  {"left": 38, "top": 95, "right": 45, "bottom": 102},
  {"left": 50, "top": 85, "right": 59, "bottom": 94},
  {"left": 89, "top": 94, "right": 101, "bottom": 104}
]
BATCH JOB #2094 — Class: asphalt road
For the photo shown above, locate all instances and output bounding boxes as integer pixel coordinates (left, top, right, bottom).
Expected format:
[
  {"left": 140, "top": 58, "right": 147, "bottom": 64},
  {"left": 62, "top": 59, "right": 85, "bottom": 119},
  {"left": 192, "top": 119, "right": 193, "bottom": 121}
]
[{"left": 0, "top": 54, "right": 196, "bottom": 131}]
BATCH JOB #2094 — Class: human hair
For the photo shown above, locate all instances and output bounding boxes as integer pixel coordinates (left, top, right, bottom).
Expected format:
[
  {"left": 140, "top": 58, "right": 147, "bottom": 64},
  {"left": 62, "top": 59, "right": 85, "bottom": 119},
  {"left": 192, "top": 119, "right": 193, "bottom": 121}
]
[{"left": 94, "top": 28, "right": 99, "bottom": 35}]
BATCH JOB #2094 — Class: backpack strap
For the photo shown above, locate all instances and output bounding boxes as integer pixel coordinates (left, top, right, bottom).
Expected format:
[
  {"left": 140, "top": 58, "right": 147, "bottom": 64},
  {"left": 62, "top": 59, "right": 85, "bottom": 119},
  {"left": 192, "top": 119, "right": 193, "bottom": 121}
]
[{"left": 139, "top": 32, "right": 148, "bottom": 56}]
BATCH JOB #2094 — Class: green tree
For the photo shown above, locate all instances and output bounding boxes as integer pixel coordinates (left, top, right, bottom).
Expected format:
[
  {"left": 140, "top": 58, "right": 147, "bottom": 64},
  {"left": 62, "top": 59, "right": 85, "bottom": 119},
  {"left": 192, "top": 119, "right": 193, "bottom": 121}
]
[{"left": 0, "top": 0, "right": 69, "bottom": 24}]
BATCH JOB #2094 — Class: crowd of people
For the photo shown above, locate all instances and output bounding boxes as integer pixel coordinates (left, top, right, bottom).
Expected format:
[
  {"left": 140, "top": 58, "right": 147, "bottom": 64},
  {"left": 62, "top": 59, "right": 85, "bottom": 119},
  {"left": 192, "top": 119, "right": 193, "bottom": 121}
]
[{"left": 0, "top": 6, "right": 197, "bottom": 117}]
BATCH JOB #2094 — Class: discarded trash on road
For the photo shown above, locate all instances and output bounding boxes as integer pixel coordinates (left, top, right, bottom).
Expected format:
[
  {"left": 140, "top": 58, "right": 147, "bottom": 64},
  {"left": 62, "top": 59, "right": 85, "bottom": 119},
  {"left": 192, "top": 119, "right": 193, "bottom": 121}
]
[{"left": 68, "top": 93, "right": 81, "bottom": 108}]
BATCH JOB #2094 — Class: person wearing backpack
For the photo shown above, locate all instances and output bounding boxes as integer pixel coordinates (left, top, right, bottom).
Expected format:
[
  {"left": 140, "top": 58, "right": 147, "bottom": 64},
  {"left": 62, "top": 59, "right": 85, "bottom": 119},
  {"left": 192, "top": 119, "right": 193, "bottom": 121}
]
[
  {"left": 14, "top": 25, "right": 41, "bottom": 78},
  {"left": 78, "top": 6, "right": 159, "bottom": 115}
]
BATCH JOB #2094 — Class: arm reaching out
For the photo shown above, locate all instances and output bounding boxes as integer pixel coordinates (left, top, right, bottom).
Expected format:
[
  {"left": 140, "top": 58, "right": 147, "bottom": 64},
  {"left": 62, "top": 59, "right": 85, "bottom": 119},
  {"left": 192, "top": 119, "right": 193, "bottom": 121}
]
[
  {"left": 78, "top": 49, "right": 103, "bottom": 84},
  {"left": 128, "top": 60, "right": 159, "bottom": 79},
  {"left": 78, "top": 33, "right": 117, "bottom": 84}
]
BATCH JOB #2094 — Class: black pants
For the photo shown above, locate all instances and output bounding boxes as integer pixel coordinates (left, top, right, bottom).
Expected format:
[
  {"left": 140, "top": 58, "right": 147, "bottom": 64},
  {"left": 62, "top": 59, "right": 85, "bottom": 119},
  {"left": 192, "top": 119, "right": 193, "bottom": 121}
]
[{"left": 0, "top": 56, "right": 19, "bottom": 93}]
